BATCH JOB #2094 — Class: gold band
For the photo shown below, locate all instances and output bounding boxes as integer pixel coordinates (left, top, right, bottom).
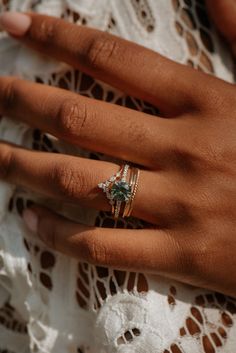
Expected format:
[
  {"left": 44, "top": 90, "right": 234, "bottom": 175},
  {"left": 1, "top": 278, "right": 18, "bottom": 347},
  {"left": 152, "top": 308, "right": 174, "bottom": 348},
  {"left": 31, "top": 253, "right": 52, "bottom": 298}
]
[
  {"left": 123, "top": 167, "right": 140, "bottom": 218},
  {"left": 112, "top": 164, "right": 130, "bottom": 220}
]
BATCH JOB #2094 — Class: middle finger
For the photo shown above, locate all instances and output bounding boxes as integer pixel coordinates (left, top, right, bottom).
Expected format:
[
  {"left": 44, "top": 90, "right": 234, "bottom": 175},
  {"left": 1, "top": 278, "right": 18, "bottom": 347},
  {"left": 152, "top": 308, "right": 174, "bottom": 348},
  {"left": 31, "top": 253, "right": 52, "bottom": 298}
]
[{"left": 0, "top": 76, "right": 181, "bottom": 169}]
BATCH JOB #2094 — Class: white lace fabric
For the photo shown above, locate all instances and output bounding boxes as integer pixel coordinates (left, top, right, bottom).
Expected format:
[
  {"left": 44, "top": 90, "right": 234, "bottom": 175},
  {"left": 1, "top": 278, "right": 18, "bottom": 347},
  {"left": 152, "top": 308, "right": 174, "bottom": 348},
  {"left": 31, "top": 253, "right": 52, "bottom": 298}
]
[{"left": 0, "top": 0, "right": 235, "bottom": 352}]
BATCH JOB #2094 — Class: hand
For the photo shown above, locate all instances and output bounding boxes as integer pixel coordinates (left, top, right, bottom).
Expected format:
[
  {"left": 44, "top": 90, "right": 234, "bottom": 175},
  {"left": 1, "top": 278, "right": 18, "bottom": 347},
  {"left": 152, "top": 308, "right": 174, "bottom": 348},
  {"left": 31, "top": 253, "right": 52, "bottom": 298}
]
[
  {"left": 0, "top": 12, "right": 236, "bottom": 297},
  {"left": 206, "top": 0, "right": 236, "bottom": 56}
]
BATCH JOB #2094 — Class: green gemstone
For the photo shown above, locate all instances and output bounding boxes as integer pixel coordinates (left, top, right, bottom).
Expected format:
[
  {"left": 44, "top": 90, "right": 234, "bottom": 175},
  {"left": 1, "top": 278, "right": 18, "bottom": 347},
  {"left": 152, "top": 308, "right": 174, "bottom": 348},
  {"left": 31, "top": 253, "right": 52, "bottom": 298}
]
[{"left": 110, "top": 181, "right": 131, "bottom": 202}]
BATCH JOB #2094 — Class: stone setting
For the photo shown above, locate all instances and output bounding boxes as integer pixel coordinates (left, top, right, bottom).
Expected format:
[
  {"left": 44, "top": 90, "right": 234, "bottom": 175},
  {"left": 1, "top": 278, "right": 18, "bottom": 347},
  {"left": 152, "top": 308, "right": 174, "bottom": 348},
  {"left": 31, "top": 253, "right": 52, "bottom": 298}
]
[
  {"left": 110, "top": 181, "right": 132, "bottom": 202},
  {"left": 97, "top": 163, "right": 131, "bottom": 219}
]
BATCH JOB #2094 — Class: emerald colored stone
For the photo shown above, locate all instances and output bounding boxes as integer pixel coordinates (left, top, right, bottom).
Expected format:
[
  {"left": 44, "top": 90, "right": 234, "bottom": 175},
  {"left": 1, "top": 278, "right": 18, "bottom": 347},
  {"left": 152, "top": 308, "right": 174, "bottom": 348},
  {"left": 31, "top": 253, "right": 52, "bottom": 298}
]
[{"left": 110, "top": 181, "right": 131, "bottom": 202}]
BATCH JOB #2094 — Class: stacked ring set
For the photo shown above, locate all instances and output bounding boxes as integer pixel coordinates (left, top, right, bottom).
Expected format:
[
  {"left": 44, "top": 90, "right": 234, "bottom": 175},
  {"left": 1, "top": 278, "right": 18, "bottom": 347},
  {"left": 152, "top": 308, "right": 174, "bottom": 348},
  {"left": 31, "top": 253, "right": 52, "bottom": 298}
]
[{"left": 98, "top": 164, "right": 140, "bottom": 220}]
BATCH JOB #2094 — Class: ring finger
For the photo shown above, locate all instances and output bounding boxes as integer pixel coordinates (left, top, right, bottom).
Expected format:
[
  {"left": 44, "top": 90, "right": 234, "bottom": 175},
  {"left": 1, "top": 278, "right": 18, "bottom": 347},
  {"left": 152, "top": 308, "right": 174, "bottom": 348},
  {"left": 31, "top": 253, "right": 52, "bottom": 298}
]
[
  {"left": 0, "top": 76, "right": 183, "bottom": 169},
  {"left": 0, "top": 141, "right": 180, "bottom": 225}
]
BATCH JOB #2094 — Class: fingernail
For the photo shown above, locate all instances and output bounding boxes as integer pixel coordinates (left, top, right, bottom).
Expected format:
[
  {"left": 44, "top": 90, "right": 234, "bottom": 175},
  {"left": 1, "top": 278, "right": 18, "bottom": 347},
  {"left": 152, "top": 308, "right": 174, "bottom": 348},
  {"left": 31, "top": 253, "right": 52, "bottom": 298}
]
[
  {"left": 0, "top": 12, "right": 31, "bottom": 36},
  {"left": 22, "top": 208, "right": 38, "bottom": 233}
]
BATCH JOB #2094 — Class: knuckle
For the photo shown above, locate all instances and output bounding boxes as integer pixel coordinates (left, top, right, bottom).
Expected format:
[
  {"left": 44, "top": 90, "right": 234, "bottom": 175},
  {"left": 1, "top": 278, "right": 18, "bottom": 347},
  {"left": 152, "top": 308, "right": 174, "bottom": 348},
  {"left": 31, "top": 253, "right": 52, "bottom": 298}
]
[
  {"left": 86, "top": 34, "right": 119, "bottom": 68},
  {"left": 50, "top": 163, "right": 89, "bottom": 200},
  {"left": 81, "top": 232, "right": 108, "bottom": 265},
  {"left": 56, "top": 99, "right": 88, "bottom": 137},
  {"left": 0, "top": 145, "right": 13, "bottom": 179},
  {"left": 33, "top": 17, "right": 59, "bottom": 44}
]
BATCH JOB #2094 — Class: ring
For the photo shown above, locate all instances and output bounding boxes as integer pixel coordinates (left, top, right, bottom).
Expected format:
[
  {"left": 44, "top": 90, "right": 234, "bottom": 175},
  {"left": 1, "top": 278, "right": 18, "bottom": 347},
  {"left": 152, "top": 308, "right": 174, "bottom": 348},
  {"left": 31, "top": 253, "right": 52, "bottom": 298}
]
[
  {"left": 98, "top": 163, "right": 140, "bottom": 219},
  {"left": 122, "top": 167, "right": 140, "bottom": 218}
]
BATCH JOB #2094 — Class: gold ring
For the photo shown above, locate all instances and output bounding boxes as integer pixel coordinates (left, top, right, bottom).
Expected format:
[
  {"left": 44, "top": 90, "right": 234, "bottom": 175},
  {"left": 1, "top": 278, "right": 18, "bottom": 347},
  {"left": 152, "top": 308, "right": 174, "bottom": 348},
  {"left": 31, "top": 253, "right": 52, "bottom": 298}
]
[
  {"left": 123, "top": 167, "right": 140, "bottom": 218},
  {"left": 98, "top": 163, "right": 140, "bottom": 220},
  {"left": 98, "top": 163, "right": 131, "bottom": 219}
]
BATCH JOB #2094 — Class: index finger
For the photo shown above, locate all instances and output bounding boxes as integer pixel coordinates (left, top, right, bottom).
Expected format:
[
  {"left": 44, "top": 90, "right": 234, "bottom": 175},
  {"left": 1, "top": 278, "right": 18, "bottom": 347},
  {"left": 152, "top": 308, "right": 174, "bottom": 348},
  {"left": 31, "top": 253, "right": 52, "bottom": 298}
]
[{"left": 0, "top": 12, "right": 203, "bottom": 115}]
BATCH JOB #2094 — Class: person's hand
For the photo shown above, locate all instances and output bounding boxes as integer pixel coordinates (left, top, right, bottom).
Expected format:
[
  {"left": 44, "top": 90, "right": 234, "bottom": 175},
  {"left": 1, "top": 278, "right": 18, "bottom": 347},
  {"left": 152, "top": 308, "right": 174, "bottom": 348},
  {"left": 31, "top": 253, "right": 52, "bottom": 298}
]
[
  {"left": 206, "top": 0, "right": 236, "bottom": 57},
  {"left": 0, "top": 12, "right": 236, "bottom": 297}
]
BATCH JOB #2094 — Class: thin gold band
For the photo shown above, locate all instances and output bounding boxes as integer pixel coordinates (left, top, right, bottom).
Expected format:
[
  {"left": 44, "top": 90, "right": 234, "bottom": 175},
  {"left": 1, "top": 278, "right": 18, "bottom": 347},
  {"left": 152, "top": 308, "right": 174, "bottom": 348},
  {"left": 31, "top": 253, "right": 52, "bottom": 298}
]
[
  {"left": 123, "top": 167, "right": 140, "bottom": 218},
  {"left": 126, "top": 168, "right": 140, "bottom": 217},
  {"left": 122, "top": 167, "right": 136, "bottom": 217}
]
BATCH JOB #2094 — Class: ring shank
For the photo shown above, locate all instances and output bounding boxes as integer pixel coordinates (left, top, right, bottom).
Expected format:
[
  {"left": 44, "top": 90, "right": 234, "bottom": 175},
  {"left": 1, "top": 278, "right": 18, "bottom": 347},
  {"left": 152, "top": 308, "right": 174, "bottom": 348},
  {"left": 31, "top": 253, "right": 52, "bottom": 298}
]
[{"left": 123, "top": 167, "right": 140, "bottom": 218}]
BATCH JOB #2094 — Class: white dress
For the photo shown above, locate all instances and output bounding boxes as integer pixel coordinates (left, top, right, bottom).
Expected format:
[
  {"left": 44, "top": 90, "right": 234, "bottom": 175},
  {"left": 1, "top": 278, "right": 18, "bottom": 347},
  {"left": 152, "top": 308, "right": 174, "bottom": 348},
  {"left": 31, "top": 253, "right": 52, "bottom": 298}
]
[{"left": 0, "top": 1, "right": 235, "bottom": 352}]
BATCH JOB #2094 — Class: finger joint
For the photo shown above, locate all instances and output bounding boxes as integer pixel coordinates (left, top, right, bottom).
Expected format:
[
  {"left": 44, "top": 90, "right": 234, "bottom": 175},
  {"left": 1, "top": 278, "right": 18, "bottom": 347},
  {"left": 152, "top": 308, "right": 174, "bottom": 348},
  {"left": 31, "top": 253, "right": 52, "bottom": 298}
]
[
  {"left": 50, "top": 163, "right": 89, "bottom": 200},
  {"left": 86, "top": 34, "right": 119, "bottom": 69},
  {"left": 81, "top": 232, "right": 108, "bottom": 265},
  {"left": 56, "top": 99, "right": 88, "bottom": 137},
  {"left": 32, "top": 17, "right": 60, "bottom": 44}
]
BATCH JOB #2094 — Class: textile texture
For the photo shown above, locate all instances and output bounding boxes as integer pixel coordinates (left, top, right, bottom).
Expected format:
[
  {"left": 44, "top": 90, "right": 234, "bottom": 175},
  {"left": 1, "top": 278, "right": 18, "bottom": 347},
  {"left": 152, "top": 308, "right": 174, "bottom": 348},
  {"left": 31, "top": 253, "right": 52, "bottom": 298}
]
[{"left": 0, "top": 0, "right": 235, "bottom": 352}]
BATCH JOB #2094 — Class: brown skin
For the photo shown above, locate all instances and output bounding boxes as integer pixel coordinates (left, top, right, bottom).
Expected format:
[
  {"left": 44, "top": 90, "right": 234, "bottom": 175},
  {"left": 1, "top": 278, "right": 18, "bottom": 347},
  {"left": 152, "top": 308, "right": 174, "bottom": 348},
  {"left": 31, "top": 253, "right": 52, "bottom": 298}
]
[
  {"left": 206, "top": 0, "right": 236, "bottom": 56},
  {"left": 0, "top": 10, "right": 235, "bottom": 297}
]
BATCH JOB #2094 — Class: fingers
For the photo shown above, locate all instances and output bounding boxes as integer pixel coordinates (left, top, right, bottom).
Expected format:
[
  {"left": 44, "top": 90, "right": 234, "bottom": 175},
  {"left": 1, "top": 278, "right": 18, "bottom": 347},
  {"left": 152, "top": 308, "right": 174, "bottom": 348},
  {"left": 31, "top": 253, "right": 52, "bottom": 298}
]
[
  {"left": 0, "top": 76, "right": 181, "bottom": 169},
  {"left": 0, "top": 140, "right": 182, "bottom": 225},
  {"left": 0, "top": 12, "right": 203, "bottom": 115},
  {"left": 22, "top": 204, "right": 187, "bottom": 276},
  {"left": 0, "top": 140, "right": 120, "bottom": 209}
]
